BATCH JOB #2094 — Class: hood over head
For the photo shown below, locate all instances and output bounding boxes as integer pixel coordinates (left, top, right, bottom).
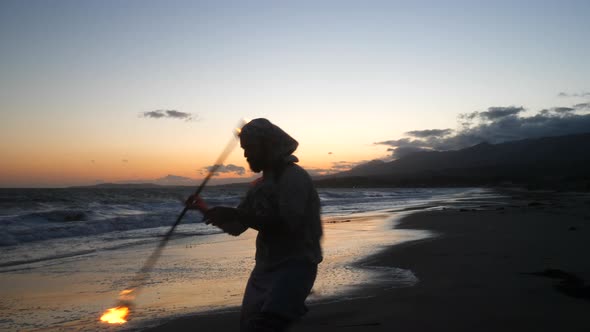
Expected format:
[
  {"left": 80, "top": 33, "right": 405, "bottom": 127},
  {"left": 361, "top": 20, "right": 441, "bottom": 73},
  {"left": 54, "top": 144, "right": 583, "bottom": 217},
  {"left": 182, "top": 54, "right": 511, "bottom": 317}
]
[{"left": 239, "top": 118, "right": 299, "bottom": 166}]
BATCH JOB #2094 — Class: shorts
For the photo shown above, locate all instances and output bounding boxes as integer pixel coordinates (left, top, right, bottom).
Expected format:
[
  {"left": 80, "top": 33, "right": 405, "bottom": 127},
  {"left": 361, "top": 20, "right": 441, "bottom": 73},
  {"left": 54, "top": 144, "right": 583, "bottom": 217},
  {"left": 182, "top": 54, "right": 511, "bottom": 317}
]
[{"left": 240, "top": 259, "right": 317, "bottom": 331}]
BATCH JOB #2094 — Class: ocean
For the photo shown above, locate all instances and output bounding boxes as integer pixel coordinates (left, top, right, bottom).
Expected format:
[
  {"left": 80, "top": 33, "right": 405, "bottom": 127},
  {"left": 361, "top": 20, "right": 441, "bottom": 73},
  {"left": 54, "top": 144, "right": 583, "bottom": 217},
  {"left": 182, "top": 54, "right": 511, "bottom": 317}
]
[{"left": 0, "top": 187, "right": 503, "bottom": 331}]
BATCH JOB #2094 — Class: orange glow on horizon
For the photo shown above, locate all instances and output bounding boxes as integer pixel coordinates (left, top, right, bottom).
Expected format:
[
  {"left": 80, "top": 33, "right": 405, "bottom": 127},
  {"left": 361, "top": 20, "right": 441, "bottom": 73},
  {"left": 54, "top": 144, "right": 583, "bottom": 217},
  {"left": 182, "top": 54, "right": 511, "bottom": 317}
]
[{"left": 0, "top": 129, "right": 384, "bottom": 187}]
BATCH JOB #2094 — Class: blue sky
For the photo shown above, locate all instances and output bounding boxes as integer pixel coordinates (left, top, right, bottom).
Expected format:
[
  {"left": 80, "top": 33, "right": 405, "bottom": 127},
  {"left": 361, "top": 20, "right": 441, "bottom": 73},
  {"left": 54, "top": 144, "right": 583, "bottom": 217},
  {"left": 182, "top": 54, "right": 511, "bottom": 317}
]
[{"left": 1, "top": 0, "right": 589, "bottom": 186}]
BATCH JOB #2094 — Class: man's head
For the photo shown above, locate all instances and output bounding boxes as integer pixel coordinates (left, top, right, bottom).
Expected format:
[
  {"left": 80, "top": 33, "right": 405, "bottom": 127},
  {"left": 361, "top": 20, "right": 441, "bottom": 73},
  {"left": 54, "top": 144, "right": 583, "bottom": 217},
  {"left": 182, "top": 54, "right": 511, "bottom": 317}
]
[
  {"left": 239, "top": 118, "right": 298, "bottom": 173},
  {"left": 240, "top": 136, "right": 266, "bottom": 173}
]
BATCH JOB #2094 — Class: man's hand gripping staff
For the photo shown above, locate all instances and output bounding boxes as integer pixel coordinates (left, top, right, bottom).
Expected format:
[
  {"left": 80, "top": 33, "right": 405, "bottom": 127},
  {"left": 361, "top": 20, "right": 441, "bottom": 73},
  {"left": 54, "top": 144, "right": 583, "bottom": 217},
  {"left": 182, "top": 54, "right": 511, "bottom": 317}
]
[{"left": 186, "top": 195, "right": 247, "bottom": 236}]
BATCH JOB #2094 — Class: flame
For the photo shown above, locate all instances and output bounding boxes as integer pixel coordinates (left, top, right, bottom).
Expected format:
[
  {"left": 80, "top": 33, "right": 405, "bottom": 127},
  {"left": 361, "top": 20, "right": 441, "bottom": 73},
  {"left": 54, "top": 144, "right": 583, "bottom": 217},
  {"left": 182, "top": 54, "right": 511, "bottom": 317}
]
[
  {"left": 234, "top": 118, "right": 250, "bottom": 136},
  {"left": 119, "top": 289, "right": 134, "bottom": 297},
  {"left": 100, "top": 306, "right": 129, "bottom": 324}
]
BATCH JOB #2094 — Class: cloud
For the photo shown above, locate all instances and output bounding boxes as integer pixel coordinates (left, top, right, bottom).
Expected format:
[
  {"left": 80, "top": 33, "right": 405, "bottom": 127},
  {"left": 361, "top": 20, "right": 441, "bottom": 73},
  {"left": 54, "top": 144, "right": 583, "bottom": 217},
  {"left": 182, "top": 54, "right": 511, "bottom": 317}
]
[
  {"left": 143, "top": 111, "right": 166, "bottom": 118},
  {"left": 376, "top": 138, "right": 431, "bottom": 149},
  {"left": 376, "top": 104, "right": 590, "bottom": 159},
  {"left": 540, "top": 107, "right": 583, "bottom": 115},
  {"left": 459, "top": 106, "right": 525, "bottom": 125},
  {"left": 331, "top": 160, "right": 367, "bottom": 171},
  {"left": 305, "top": 168, "right": 333, "bottom": 177},
  {"left": 154, "top": 174, "right": 198, "bottom": 186},
  {"left": 375, "top": 137, "right": 436, "bottom": 159},
  {"left": 158, "top": 174, "right": 193, "bottom": 182},
  {"left": 142, "top": 109, "right": 197, "bottom": 121},
  {"left": 165, "top": 110, "right": 192, "bottom": 119},
  {"left": 304, "top": 160, "right": 369, "bottom": 176},
  {"left": 552, "top": 107, "right": 576, "bottom": 113},
  {"left": 375, "top": 134, "right": 456, "bottom": 158},
  {"left": 388, "top": 146, "right": 432, "bottom": 159},
  {"left": 480, "top": 106, "right": 525, "bottom": 120},
  {"left": 405, "top": 129, "right": 453, "bottom": 138},
  {"left": 202, "top": 164, "right": 246, "bottom": 176},
  {"left": 558, "top": 92, "right": 590, "bottom": 98}
]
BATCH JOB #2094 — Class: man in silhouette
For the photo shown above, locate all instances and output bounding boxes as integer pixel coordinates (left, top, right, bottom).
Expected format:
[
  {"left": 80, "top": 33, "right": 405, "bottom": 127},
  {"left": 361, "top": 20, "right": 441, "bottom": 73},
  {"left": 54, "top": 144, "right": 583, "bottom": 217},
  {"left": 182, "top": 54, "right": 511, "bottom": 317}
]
[{"left": 187, "top": 118, "right": 323, "bottom": 332}]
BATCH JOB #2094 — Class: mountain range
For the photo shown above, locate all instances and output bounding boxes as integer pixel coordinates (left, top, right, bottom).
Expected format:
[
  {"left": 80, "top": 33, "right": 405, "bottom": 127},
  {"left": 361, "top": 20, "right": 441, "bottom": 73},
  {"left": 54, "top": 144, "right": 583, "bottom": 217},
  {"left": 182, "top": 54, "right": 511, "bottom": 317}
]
[
  {"left": 74, "top": 133, "right": 590, "bottom": 190},
  {"left": 315, "top": 132, "right": 590, "bottom": 190}
]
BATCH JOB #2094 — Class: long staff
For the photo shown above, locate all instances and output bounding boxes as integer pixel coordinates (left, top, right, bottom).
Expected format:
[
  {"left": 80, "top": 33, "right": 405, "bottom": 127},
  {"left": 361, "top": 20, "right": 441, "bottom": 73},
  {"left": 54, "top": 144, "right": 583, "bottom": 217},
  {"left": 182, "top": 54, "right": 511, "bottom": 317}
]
[{"left": 100, "top": 123, "right": 243, "bottom": 324}]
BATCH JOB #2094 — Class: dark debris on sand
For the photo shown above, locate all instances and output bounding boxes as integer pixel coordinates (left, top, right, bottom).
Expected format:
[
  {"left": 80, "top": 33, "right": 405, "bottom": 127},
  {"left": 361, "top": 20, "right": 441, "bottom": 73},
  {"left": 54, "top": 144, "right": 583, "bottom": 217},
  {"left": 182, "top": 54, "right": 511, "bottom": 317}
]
[{"left": 525, "top": 269, "right": 590, "bottom": 301}]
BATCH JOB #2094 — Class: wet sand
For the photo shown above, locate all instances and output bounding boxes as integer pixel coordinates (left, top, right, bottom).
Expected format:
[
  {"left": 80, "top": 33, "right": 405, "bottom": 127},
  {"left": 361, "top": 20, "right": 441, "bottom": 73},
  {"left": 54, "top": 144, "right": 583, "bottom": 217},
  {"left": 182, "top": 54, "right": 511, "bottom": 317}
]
[{"left": 146, "top": 191, "right": 590, "bottom": 331}]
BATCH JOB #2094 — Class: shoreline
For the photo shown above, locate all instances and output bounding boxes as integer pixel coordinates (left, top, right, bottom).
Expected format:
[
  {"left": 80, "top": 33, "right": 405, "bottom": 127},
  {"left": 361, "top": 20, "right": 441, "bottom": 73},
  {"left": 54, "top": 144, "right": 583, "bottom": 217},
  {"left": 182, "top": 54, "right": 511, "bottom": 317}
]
[
  {"left": 4, "top": 188, "right": 483, "bottom": 332},
  {"left": 145, "top": 191, "right": 590, "bottom": 331},
  {"left": 136, "top": 209, "right": 429, "bottom": 331}
]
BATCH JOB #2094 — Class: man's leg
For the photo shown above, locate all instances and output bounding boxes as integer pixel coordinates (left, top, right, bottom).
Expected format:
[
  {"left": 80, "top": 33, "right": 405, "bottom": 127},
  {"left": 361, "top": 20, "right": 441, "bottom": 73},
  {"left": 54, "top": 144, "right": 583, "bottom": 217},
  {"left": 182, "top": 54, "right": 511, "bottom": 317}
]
[
  {"left": 241, "top": 260, "right": 317, "bottom": 331},
  {"left": 260, "top": 261, "right": 317, "bottom": 327},
  {"left": 242, "top": 312, "right": 291, "bottom": 332},
  {"left": 241, "top": 266, "right": 269, "bottom": 331}
]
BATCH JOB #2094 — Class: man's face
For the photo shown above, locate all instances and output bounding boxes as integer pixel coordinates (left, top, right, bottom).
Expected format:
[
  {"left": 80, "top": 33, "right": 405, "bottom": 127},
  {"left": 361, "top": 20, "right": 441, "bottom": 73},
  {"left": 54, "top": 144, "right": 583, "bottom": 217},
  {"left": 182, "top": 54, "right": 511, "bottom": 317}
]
[{"left": 241, "top": 139, "right": 266, "bottom": 173}]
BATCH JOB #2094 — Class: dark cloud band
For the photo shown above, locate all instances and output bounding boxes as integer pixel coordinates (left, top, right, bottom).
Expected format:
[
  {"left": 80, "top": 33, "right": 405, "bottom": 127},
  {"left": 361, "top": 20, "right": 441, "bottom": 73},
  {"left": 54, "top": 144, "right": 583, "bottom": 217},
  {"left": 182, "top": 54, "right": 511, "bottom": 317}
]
[
  {"left": 377, "top": 104, "right": 590, "bottom": 159},
  {"left": 142, "top": 109, "right": 196, "bottom": 121},
  {"left": 203, "top": 164, "right": 246, "bottom": 175},
  {"left": 459, "top": 106, "right": 525, "bottom": 123},
  {"left": 558, "top": 92, "right": 590, "bottom": 98},
  {"left": 405, "top": 129, "right": 453, "bottom": 138}
]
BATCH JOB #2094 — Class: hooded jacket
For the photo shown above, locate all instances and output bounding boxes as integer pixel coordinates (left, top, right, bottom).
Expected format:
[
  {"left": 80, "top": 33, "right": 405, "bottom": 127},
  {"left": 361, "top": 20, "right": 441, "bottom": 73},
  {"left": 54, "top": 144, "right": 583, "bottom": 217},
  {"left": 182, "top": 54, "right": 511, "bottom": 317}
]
[{"left": 238, "top": 119, "right": 323, "bottom": 266}]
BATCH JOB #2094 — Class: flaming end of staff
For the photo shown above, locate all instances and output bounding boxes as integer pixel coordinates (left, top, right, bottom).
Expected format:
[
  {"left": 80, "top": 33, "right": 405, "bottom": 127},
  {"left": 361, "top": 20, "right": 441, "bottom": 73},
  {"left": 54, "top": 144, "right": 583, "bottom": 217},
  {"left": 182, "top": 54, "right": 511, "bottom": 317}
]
[
  {"left": 100, "top": 306, "right": 130, "bottom": 324},
  {"left": 100, "top": 289, "right": 135, "bottom": 324},
  {"left": 234, "top": 118, "right": 250, "bottom": 136}
]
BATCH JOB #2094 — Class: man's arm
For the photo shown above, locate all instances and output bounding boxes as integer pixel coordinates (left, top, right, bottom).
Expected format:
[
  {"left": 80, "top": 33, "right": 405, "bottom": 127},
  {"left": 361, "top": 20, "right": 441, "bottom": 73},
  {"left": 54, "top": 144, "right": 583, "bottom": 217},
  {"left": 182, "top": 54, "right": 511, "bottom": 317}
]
[
  {"left": 203, "top": 206, "right": 248, "bottom": 236},
  {"left": 204, "top": 166, "right": 311, "bottom": 234}
]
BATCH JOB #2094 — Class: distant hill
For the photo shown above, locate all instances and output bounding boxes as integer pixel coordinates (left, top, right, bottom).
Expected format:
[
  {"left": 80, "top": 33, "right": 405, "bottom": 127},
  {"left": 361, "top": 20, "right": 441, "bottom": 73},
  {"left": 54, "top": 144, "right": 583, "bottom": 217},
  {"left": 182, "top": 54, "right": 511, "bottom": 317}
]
[
  {"left": 70, "top": 181, "right": 252, "bottom": 189},
  {"left": 70, "top": 183, "right": 165, "bottom": 189},
  {"left": 315, "top": 133, "right": 590, "bottom": 190}
]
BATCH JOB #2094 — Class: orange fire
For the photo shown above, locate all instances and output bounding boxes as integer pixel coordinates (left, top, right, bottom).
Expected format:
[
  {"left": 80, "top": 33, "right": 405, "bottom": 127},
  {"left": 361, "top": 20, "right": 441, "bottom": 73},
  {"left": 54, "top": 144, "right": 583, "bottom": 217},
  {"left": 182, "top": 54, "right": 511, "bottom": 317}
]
[
  {"left": 235, "top": 118, "right": 250, "bottom": 136},
  {"left": 100, "top": 289, "right": 135, "bottom": 324},
  {"left": 100, "top": 306, "right": 130, "bottom": 324}
]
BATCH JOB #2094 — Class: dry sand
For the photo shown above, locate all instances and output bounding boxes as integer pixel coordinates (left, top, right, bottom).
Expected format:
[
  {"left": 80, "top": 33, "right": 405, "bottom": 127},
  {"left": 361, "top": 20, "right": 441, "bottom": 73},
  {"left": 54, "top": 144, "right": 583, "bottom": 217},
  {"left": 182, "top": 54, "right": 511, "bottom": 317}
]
[{"left": 145, "top": 191, "right": 590, "bottom": 331}]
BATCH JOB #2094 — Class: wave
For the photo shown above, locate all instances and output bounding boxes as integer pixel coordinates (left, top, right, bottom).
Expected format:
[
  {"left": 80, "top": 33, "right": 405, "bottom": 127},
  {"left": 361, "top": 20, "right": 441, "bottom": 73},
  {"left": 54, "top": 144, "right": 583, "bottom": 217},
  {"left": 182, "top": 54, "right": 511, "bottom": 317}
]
[
  {"left": 30, "top": 209, "right": 90, "bottom": 222},
  {"left": 0, "top": 187, "right": 246, "bottom": 247},
  {"left": 0, "top": 187, "right": 493, "bottom": 248},
  {"left": 0, "top": 224, "right": 222, "bottom": 271},
  {"left": 0, "top": 209, "right": 209, "bottom": 247},
  {"left": 2, "top": 188, "right": 250, "bottom": 247},
  {"left": 0, "top": 187, "right": 501, "bottom": 271}
]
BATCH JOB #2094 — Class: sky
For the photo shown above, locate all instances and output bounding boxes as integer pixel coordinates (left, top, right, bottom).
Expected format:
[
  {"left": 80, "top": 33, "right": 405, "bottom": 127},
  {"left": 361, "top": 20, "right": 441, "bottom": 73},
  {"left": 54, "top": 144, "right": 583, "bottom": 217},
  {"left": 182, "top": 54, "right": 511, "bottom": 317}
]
[{"left": 1, "top": 0, "right": 589, "bottom": 187}]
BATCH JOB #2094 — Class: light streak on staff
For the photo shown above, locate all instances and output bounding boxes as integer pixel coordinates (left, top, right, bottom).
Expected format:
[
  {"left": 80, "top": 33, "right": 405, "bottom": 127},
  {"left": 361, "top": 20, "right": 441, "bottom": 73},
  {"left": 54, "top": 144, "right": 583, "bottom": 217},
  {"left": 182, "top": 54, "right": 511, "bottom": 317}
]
[{"left": 100, "top": 120, "right": 246, "bottom": 325}]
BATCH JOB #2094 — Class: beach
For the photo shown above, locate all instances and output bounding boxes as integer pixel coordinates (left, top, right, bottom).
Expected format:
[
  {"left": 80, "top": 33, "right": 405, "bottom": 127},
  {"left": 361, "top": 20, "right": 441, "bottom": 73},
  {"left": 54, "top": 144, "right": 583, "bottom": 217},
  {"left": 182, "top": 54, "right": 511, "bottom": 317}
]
[
  {"left": 2, "top": 188, "right": 589, "bottom": 331},
  {"left": 1, "top": 187, "right": 470, "bottom": 331},
  {"left": 146, "top": 190, "right": 590, "bottom": 332}
]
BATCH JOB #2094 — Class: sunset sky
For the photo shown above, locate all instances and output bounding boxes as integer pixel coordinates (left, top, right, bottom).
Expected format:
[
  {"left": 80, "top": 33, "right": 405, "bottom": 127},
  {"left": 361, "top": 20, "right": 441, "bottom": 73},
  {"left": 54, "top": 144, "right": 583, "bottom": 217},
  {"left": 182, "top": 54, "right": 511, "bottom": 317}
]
[{"left": 1, "top": 0, "right": 589, "bottom": 187}]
